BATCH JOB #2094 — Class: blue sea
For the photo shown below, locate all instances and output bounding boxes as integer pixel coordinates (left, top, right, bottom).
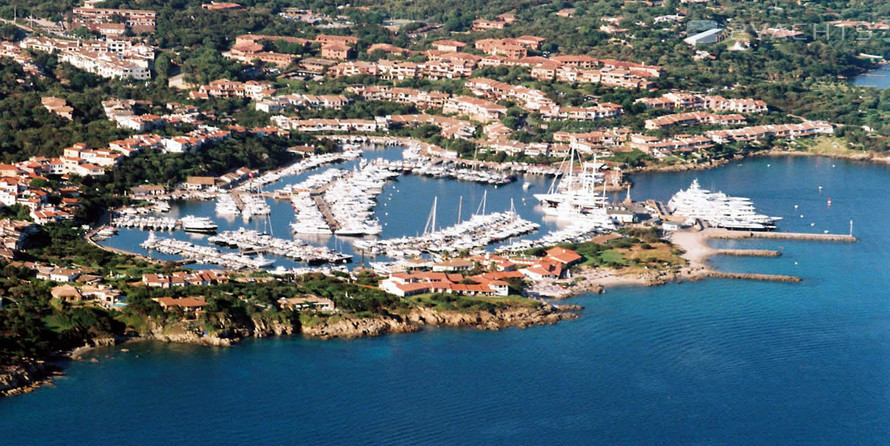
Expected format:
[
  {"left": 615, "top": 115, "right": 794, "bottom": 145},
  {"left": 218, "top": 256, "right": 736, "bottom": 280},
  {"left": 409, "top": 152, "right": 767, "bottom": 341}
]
[
  {"left": 2, "top": 156, "right": 890, "bottom": 445},
  {"left": 853, "top": 65, "right": 890, "bottom": 89}
]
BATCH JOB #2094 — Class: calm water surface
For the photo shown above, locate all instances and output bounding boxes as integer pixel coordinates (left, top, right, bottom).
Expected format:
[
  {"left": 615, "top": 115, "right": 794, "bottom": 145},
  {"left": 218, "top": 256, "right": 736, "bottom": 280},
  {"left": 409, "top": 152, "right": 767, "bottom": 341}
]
[
  {"left": 853, "top": 64, "right": 890, "bottom": 89},
  {"left": 2, "top": 156, "right": 890, "bottom": 445}
]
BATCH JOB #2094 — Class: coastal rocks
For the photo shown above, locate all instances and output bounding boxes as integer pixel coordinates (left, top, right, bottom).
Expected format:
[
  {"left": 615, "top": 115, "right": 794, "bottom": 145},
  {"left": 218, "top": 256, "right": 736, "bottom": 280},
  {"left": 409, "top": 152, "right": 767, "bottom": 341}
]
[
  {"left": 628, "top": 158, "right": 730, "bottom": 174},
  {"left": 251, "top": 317, "right": 299, "bottom": 337},
  {"left": 300, "top": 304, "right": 580, "bottom": 339},
  {"left": 146, "top": 321, "right": 234, "bottom": 347},
  {"left": 301, "top": 315, "right": 419, "bottom": 340},
  {"left": 0, "top": 360, "right": 56, "bottom": 397},
  {"left": 406, "top": 304, "right": 579, "bottom": 331},
  {"left": 70, "top": 337, "right": 119, "bottom": 360},
  {"left": 150, "top": 331, "right": 234, "bottom": 347}
]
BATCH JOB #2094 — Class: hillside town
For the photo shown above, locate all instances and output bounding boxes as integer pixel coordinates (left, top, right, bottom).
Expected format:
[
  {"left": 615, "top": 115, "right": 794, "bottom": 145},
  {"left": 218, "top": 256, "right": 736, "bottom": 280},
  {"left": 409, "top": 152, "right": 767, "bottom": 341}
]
[{"left": 0, "top": 0, "right": 887, "bottom": 409}]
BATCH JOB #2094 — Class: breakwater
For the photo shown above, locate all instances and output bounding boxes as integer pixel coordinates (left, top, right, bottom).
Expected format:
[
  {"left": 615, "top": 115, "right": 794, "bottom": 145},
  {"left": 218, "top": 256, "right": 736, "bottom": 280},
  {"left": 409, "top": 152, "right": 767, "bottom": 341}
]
[
  {"left": 705, "top": 271, "right": 802, "bottom": 282},
  {"left": 714, "top": 249, "right": 782, "bottom": 257},
  {"left": 708, "top": 230, "right": 857, "bottom": 242}
]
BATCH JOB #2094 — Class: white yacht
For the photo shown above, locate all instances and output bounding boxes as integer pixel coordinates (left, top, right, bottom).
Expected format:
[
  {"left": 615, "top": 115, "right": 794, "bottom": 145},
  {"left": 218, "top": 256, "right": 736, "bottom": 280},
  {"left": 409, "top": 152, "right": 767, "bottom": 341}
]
[
  {"left": 534, "top": 151, "right": 615, "bottom": 228},
  {"left": 291, "top": 220, "right": 333, "bottom": 235},
  {"left": 668, "top": 179, "right": 781, "bottom": 230},
  {"left": 154, "top": 201, "right": 171, "bottom": 213},
  {"left": 215, "top": 194, "right": 240, "bottom": 216},
  {"left": 180, "top": 215, "right": 218, "bottom": 233}
]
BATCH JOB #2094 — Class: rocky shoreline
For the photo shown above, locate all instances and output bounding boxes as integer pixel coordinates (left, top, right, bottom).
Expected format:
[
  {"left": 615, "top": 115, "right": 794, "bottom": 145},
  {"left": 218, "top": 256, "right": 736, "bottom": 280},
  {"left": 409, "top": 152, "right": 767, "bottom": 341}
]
[
  {"left": 0, "top": 359, "right": 63, "bottom": 397},
  {"left": 627, "top": 146, "right": 890, "bottom": 178},
  {"left": 301, "top": 304, "right": 582, "bottom": 339},
  {"left": 759, "top": 148, "right": 890, "bottom": 164},
  {"left": 1, "top": 303, "right": 581, "bottom": 397}
]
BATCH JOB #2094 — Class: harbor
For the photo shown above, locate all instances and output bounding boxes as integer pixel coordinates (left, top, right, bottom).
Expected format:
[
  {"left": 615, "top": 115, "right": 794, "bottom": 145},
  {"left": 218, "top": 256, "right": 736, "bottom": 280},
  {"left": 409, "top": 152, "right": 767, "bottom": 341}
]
[
  {"left": 208, "top": 228, "right": 351, "bottom": 264},
  {"left": 96, "top": 144, "right": 859, "bottom": 280},
  {"left": 96, "top": 143, "right": 564, "bottom": 269}
]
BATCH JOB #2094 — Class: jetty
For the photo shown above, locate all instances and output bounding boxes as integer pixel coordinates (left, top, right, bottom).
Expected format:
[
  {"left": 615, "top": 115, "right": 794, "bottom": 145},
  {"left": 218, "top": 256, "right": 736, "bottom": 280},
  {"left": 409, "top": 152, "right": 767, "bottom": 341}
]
[
  {"left": 715, "top": 249, "right": 782, "bottom": 257},
  {"left": 707, "top": 230, "right": 857, "bottom": 242},
  {"left": 705, "top": 272, "right": 802, "bottom": 283},
  {"left": 313, "top": 195, "right": 341, "bottom": 232}
]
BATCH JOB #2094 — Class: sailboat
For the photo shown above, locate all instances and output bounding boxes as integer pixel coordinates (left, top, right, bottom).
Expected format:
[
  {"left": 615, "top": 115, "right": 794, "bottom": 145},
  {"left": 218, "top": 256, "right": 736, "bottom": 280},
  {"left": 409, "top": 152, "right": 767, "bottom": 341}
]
[{"left": 533, "top": 148, "right": 614, "bottom": 227}]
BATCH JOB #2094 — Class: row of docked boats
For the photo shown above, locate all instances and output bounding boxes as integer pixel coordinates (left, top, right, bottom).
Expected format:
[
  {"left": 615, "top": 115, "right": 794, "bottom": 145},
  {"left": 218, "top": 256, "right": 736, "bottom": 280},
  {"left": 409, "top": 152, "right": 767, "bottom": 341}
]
[
  {"left": 236, "top": 150, "right": 362, "bottom": 191},
  {"left": 667, "top": 179, "right": 781, "bottom": 230},
  {"left": 140, "top": 233, "right": 274, "bottom": 269},
  {"left": 240, "top": 194, "right": 271, "bottom": 220},
  {"left": 497, "top": 218, "right": 612, "bottom": 254},
  {"left": 278, "top": 168, "right": 349, "bottom": 195},
  {"left": 371, "top": 158, "right": 514, "bottom": 185},
  {"left": 111, "top": 214, "right": 220, "bottom": 233},
  {"left": 290, "top": 195, "right": 332, "bottom": 235},
  {"left": 215, "top": 193, "right": 271, "bottom": 221},
  {"left": 112, "top": 215, "right": 179, "bottom": 231},
  {"left": 208, "top": 228, "right": 351, "bottom": 265},
  {"left": 412, "top": 163, "right": 514, "bottom": 185},
  {"left": 353, "top": 209, "right": 539, "bottom": 258},
  {"left": 215, "top": 193, "right": 239, "bottom": 216},
  {"left": 323, "top": 163, "right": 399, "bottom": 236}
]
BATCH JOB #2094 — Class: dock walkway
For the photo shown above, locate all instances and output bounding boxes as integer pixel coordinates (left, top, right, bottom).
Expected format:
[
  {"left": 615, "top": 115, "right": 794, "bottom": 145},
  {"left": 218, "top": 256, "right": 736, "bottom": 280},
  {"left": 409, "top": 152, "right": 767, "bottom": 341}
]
[
  {"left": 313, "top": 196, "right": 340, "bottom": 232},
  {"left": 308, "top": 172, "right": 352, "bottom": 232}
]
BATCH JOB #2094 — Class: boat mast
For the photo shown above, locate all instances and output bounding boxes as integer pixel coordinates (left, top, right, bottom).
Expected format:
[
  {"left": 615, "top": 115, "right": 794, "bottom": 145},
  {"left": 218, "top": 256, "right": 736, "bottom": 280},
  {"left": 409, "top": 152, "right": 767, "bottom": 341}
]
[
  {"left": 482, "top": 190, "right": 486, "bottom": 215},
  {"left": 424, "top": 196, "right": 437, "bottom": 235},
  {"left": 566, "top": 145, "right": 575, "bottom": 192},
  {"left": 602, "top": 174, "right": 608, "bottom": 208},
  {"left": 547, "top": 150, "right": 570, "bottom": 195},
  {"left": 475, "top": 190, "right": 487, "bottom": 216},
  {"left": 457, "top": 196, "right": 462, "bottom": 223}
]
